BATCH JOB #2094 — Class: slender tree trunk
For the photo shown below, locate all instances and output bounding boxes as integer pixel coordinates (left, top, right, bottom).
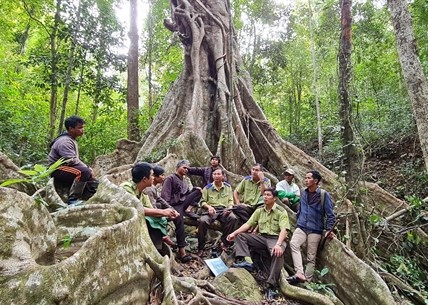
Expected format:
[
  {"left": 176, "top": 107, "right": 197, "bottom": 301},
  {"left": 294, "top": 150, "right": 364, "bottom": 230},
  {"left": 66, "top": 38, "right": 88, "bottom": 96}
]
[
  {"left": 308, "top": 0, "right": 323, "bottom": 161},
  {"left": 75, "top": 53, "right": 86, "bottom": 115},
  {"left": 338, "top": 0, "right": 361, "bottom": 194},
  {"left": 49, "top": 0, "right": 62, "bottom": 140},
  {"left": 58, "top": 0, "right": 82, "bottom": 134},
  {"left": 147, "top": 0, "right": 154, "bottom": 123},
  {"left": 127, "top": 0, "right": 140, "bottom": 141},
  {"left": 387, "top": 0, "right": 428, "bottom": 173}
]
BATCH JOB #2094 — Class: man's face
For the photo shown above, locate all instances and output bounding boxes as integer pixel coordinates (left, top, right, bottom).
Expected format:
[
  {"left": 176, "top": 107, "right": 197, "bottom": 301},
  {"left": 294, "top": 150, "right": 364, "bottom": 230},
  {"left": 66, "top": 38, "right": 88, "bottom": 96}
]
[
  {"left": 210, "top": 158, "right": 219, "bottom": 167},
  {"left": 251, "top": 165, "right": 262, "bottom": 179},
  {"left": 284, "top": 173, "right": 294, "bottom": 183},
  {"left": 263, "top": 190, "right": 275, "bottom": 204},
  {"left": 154, "top": 173, "right": 165, "bottom": 185},
  {"left": 212, "top": 169, "right": 223, "bottom": 182},
  {"left": 140, "top": 170, "right": 154, "bottom": 189},
  {"left": 177, "top": 165, "right": 189, "bottom": 176},
  {"left": 304, "top": 173, "right": 317, "bottom": 188},
  {"left": 69, "top": 123, "right": 84, "bottom": 138}
]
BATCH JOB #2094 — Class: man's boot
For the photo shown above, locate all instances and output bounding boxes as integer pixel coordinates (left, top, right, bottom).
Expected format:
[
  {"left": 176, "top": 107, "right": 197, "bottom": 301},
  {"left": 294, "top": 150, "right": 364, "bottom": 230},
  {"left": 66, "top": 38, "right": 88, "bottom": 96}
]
[{"left": 68, "top": 180, "right": 87, "bottom": 206}]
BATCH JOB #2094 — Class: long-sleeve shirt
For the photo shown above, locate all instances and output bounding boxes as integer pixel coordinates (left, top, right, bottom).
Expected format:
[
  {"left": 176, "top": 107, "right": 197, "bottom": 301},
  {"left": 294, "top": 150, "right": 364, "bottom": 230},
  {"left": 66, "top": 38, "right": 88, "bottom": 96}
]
[
  {"left": 48, "top": 133, "right": 86, "bottom": 167},
  {"left": 296, "top": 188, "right": 335, "bottom": 234},
  {"left": 160, "top": 174, "right": 189, "bottom": 205},
  {"left": 144, "top": 185, "right": 172, "bottom": 209}
]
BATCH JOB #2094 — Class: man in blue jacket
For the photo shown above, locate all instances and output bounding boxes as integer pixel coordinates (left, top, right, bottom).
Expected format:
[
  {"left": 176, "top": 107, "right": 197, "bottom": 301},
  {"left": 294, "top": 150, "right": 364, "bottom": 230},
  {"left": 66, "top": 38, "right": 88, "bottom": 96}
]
[{"left": 287, "top": 170, "right": 335, "bottom": 283}]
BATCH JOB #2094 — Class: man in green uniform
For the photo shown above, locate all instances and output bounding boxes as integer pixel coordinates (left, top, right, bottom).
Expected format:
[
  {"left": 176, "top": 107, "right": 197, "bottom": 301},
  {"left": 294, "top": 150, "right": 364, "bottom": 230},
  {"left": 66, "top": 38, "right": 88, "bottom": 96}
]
[
  {"left": 197, "top": 168, "right": 238, "bottom": 257},
  {"left": 233, "top": 163, "right": 271, "bottom": 223},
  {"left": 121, "top": 162, "right": 180, "bottom": 254},
  {"left": 227, "top": 188, "right": 289, "bottom": 299}
]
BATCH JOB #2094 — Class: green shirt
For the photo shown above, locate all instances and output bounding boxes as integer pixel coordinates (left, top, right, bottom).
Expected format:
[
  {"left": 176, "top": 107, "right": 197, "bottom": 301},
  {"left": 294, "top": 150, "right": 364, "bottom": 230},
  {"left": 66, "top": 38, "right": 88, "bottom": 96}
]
[
  {"left": 246, "top": 203, "right": 290, "bottom": 236},
  {"left": 235, "top": 176, "right": 271, "bottom": 206},
  {"left": 200, "top": 182, "right": 233, "bottom": 208},
  {"left": 120, "top": 181, "right": 154, "bottom": 209},
  {"left": 120, "top": 180, "right": 167, "bottom": 235}
]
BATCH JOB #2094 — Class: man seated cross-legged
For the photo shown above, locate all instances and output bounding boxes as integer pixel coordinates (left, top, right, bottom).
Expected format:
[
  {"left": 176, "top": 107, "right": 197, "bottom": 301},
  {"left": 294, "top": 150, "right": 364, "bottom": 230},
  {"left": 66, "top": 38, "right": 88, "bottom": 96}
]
[{"left": 197, "top": 168, "right": 238, "bottom": 257}]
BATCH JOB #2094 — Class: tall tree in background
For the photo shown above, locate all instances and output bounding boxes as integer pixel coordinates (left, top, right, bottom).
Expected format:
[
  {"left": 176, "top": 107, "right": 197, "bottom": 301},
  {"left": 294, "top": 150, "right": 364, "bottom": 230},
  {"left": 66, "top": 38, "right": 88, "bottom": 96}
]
[
  {"left": 127, "top": 0, "right": 140, "bottom": 141},
  {"left": 308, "top": 0, "right": 323, "bottom": 161},
  {"left": 387, "top": 0, "right": 428, "bottom": 173},
  {"left": 338, "top": 0, "right": 361, "bottom": 190}
]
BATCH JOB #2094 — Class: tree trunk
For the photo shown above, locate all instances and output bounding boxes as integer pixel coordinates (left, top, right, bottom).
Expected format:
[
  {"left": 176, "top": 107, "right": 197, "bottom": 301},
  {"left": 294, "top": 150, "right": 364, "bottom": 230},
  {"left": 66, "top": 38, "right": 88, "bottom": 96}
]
[
  {"left": 49, "top": 0, "right": 62, "bottom": 141},
  {"left": 338, "top": 0, "right": 361, "bottom": 196},
  {"left": 58, "top": 0, "right": 82, "bottom": 134},
  {"left": 387, "top": 0, "right": 428, "bottom": 173},
  {"left": 127, "top": 0, "right": 140, "bottom": 141},
  {"left": 308, "top": 0, "right": 323, "bottom": 161}
]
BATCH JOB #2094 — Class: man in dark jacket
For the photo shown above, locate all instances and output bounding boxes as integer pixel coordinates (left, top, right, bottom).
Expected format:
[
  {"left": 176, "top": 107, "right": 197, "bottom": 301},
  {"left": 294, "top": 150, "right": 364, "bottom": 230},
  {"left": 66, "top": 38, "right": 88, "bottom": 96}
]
[
  {"left": 187, "top": 156, "right": 227, "bottom": 187},
  {"left": 287, "top": 170, "right": 335, "bottom": 284},
  {"left": 48, "top": 116, "right": 98, "bottom": 205}
]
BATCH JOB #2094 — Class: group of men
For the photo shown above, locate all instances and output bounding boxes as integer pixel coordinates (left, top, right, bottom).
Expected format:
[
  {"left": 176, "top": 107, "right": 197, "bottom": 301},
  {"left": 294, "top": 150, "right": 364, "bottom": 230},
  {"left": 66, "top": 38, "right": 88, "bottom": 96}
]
[{"left": 48, "top": 115, "right": 336, "bottom": 299}]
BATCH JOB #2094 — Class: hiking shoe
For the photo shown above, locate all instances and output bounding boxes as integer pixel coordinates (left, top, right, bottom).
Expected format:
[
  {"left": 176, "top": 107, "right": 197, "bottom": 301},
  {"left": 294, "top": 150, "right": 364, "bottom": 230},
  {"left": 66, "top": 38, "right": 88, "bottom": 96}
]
[
  {"left": 231, "top": 261, "right": 253, "bottom": 272},
  {"left": 266, "top": 288, "right": 279, "bottom": 299},
  {"left": 68, "top": 199, "right": 84, "bottom": 206}
]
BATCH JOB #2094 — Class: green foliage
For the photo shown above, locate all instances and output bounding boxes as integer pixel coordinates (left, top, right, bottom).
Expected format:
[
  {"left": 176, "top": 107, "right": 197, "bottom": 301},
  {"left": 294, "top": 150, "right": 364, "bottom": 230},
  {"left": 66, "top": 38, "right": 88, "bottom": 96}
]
[
  {"left": 61, "top": 234, "right": 73, "bottom": 249},
  {"left": 306, "top": 267, "right": 336, "bottom": 296},
  {"left": 387, "top": 255, "right": 428, "bottom": 296},
  {"left": 0, "top": 158, "right": 65, "bottom": 189}
]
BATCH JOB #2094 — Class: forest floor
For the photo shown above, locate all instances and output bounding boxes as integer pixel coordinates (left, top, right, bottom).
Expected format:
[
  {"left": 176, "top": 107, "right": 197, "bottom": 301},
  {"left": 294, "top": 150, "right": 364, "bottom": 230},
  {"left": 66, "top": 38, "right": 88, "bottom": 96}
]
[{"left": 316, "top": 134, "right": 428, "bottom": 201}]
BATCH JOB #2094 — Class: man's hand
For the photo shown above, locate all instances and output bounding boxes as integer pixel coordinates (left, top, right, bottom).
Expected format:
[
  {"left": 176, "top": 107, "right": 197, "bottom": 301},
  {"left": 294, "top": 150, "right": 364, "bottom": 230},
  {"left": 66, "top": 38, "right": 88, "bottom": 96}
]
[
  {"left": 271, "top": 244, "right": 284, "bottom": 257},
  {"left": 325, "top": 230, "right": 336, "bottom": 240},
  {"left": 226, "top": 232, "right": 236, "bottom": 242},
  {"left": 258, "top": 171, "right": 265, "bottom": 181},
  {"left": 207, "top": 205, "right": 216, "bottom": 215},
  {"left": 163, "top": 208, "right": 179, "bottom": 219}
]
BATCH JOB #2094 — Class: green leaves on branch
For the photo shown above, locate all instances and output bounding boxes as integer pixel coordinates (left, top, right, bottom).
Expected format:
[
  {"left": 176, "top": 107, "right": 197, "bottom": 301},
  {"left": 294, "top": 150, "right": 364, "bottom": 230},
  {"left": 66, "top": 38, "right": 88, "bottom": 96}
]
[{"left": 0, "top": 158, "right": 65, "bottom": 188}]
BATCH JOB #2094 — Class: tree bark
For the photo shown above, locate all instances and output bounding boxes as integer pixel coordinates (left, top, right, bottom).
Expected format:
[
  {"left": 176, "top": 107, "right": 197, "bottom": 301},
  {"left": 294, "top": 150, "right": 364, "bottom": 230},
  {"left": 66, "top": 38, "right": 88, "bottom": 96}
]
[
  {"left": 127, "top": 0, "right": 140, "bottom": 141},
  {"left": 338, "top": 0, "right": 361, "bottom": 196},
  {"left": 387, "top": 0, "right": 428, "bottom": 173}
]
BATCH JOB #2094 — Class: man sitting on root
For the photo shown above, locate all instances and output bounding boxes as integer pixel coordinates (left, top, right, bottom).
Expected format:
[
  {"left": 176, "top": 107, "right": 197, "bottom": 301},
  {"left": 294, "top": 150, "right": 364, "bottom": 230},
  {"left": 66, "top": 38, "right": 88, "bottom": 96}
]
[
  {"left": 121, "top": 162, "right": 181, "bottom": 256},
  {"left": 145, "top": 165, "right": 186, "bottom": 249},
  {"left": 227, "top": 188, "right": 290, "bottom": 299},
  {"left": 233, "top": 163, "right": 271, "bottom": 223},
  {"left": 48, "top": 115, "right": 98, "bottom": 205},
  {"left": 197, "top": 168, "right": 238, "bottom": 257}
]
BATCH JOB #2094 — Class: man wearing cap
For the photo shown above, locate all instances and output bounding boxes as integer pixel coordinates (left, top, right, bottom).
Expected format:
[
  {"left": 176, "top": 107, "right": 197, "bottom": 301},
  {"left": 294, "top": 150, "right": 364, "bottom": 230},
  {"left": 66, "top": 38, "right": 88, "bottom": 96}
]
[
  {"left": 276, "top": 168, "right": 300, "bottom": 212},
  {"left": 187, "top": 155, "right": 227, "bottom": 187},
  {"left": 161, "top": 160, "right": 202, "bottom": 262}
]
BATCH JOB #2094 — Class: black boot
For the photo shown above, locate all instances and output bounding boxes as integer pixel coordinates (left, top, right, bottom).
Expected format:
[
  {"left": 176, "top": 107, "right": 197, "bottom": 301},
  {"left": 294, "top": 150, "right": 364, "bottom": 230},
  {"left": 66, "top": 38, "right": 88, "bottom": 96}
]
[{"left": 68, "top": 180, "right": 87, "bottom": 205}]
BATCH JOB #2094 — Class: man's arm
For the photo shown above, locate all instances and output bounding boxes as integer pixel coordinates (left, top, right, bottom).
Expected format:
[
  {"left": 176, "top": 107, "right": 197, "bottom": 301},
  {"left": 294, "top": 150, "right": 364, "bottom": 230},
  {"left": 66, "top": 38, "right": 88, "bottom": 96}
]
[
  {"left": 226, "top": 223, "right": 252, "bottom": 241},
  {"left": 187, "top": 167, "right": 206, "bottom": 177},
  {"left": 272, "top": 227, "right": 288, "bottom": 257},
  {"left": 145, "top": 207, "right": 177, "bottom": 218}
]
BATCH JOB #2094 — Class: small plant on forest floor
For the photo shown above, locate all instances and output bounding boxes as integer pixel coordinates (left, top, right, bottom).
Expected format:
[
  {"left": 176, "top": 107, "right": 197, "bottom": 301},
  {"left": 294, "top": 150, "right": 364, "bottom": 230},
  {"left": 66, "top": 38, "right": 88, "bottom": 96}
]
[
  {"left": 306, "top": 267, "right": 335, "bottom": 296},
  {"left": 61, "top": 235, "right": 73, "bottom": 249}
]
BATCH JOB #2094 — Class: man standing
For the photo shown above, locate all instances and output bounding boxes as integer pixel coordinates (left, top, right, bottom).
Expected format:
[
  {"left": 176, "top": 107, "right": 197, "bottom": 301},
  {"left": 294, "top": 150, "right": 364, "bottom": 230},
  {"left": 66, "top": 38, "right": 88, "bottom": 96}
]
[
  {"left": 227, "top": 188, "right": 290, "bottom": 299},
  {"left": 276, "top": 168, "right": 300, "bottom": 211},
  {"left": 287, "top": 170, "right": 336, "bottom": 284},
  {"left": 48, "top": 116, "right": 98, "bottom": 205},
  {"left": 121, "top": 162, "right": 179, "bottom": 254},
  {"left": 233, "top": 163, "right": 271, "bottom": 223},
  {"left": 197, "top": 168, "right": 238, "bottom": 257},
  {"left": 187, "top": 155, "right": 227, "bottom": 187}
]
